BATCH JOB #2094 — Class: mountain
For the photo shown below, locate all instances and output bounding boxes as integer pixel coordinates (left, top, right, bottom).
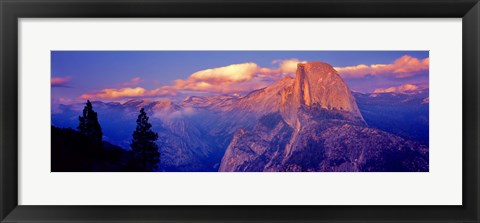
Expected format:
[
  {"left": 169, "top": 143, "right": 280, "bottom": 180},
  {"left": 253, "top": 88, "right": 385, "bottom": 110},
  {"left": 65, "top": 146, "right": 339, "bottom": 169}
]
[
  {"left": 280, "top": 62, "right": 364, "bottom": 127},
  {"left": 52, "top": 99, "right": 222, "bottom": 171},
  {"left": 218, "top": 62, "right": 428, "bottom": 172},
  {"left": 373, "top": 83, "right": 423, "bottom": 94},
  {"left": 219, "top": 120, "right": 428, "bottom": 172},
  {"left": 353, "top": 89, "right": 429, "bottom": 145},
  {"left": 52, "top": 61, "right": 429, "bottom": 172}
]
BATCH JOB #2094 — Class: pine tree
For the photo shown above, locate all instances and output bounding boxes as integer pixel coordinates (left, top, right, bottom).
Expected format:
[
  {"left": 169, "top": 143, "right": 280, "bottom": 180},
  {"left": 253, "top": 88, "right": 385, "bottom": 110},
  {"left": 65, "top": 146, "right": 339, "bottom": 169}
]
[
  {"left": 130, "top": 108, "right": 160, "bottom": 171},
  {"left": 77, "top": 100, "right": 103, "bottom": 145}
]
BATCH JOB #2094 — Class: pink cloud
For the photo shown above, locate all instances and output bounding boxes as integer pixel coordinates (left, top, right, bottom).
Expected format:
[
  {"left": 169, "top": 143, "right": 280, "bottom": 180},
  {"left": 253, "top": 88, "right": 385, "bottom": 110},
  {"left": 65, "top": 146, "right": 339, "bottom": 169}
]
[
  {"left": 120, "top": 77, "right": 143, "bottom": 86},
  {"left": 80, "top": 87, "right": 147, "bottom": 100},
  {"left": 52, "top": 97, "right": 74, "bottom": 104},
  {"left": 190, "top": 63, "right": 259, "bottom": 83},
  {"left": 168, "top": 77, "right": 270, "bottom": 94},
  {"left": 166, "top": 59, "right": 304, "bottom": 94},
  {"left": 58, "top": 97, "right": 72, "bottom": 103},
  {"left": 146, "top": 87, "right": 177, "bottom": 97},
  {"left": 79, "top": 86, "right": 178, "bottom": 100},
  {"left": 273, "top": 58, "right": 307, "bottom": 74},
  {"left": 51, "top": 77, "right": 71, "bottom": 87},
  {"left": 373, "top": 83, "right": 421, "bottom": 94},
  {"left": 335, "top": 55, "right": 429, "bottom": 79},
  {"left": 78, "top": 59, "right": 306, "bottom": 100}
]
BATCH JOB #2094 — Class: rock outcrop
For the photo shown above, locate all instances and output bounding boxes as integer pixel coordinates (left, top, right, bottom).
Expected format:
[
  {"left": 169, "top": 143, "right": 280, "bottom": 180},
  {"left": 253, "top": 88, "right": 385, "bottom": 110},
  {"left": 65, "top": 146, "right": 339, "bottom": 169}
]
[
  {"left": 280, "top": 62, "right": 364, "bottom": 127},
  {"left": 219, "top": 118, "right": 429, "bottom": 172},
  {"left": 53, "top": 61, "right": 429, "bottom": 172},
  {"left": 219, "top": 62, "right": 428, "bottom": 172}
]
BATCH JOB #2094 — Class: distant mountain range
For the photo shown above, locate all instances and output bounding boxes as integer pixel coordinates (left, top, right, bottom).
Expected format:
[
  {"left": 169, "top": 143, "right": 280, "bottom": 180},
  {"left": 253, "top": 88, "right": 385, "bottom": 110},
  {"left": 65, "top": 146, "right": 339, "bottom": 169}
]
[{"left": 52, "top": 62, "right": 429, "bottom": 172}]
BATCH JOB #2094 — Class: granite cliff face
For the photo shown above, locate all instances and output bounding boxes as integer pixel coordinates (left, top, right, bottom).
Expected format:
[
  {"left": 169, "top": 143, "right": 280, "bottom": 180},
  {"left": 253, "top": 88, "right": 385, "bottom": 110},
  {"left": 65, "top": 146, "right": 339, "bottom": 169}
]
[
  {"left": 280, "top": 62, "right": 364, "bottom": 127},
  {"left": 219, "top": 62, "right": 428, "bottom": 172},
  {"left": 218, "top": 117, "right": 428, "bottom": 172},
  {"left": 52, "top": 61, "right": 429, "bottom": 172}
]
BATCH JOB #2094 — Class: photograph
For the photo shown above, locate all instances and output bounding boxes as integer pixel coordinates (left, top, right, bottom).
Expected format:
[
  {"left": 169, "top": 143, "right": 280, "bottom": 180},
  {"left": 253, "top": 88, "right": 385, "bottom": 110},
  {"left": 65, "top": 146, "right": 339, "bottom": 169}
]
[
  {"left": 3, "top": 0, "right": 478, "bottom": 221},
  {"left": 51, "top": 51, "right": 429, "bottom": 172}
]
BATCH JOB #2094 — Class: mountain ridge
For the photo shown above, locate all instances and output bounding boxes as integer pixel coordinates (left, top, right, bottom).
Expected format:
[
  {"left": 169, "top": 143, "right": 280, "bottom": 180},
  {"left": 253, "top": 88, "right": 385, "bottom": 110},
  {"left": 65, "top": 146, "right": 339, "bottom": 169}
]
[
  {"left": 218, "top": 62, "right": 427, "bottom": 172},
  {"left": 52, "top": 61, "right": 429, "bottom": 172}
]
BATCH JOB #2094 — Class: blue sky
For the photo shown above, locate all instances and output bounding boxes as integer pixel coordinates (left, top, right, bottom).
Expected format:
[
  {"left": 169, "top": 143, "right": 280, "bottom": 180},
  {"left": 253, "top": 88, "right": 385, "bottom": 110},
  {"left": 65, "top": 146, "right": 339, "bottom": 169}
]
[{"left": 51, "top": 51, "right": 429, "bottom": 103}]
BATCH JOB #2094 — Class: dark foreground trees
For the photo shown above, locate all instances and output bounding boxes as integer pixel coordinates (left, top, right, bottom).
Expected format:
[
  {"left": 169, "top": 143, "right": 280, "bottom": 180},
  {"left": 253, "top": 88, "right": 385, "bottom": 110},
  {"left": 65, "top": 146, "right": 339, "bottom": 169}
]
[
  {"left": 52, "top": 100, "right": 130, "bottom": 171},
  {"left": 77, "top": 100, "right": 102, "bottom": 144},
  {"left": 52, "top": 101, "right": 161, "bottom": 172},
  {"left": 130, "top": 108, "right": 160, "bottom": 171},
  {"left": 51, "top": 126, "right": 130, "bottom": 171}
]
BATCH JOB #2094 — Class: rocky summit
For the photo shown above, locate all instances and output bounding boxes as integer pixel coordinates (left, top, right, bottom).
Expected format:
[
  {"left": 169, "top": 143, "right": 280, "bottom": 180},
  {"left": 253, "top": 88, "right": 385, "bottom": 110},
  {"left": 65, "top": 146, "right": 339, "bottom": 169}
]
[
  {"left": 219, "top": 62, "right": 428, "bottom": 172},
  {"left": 52, "top": 61, "right": 429, "bottom": 172},
  {"left": 280, "top": 62, "right": 364, "bottom": 127}
]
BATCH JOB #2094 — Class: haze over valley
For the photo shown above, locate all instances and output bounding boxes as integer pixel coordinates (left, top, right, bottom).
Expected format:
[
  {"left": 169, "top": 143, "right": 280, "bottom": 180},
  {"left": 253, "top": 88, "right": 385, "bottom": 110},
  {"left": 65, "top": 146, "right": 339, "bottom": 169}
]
[{"left": 52, "top": 53, "right": 429, "bottom": 172}]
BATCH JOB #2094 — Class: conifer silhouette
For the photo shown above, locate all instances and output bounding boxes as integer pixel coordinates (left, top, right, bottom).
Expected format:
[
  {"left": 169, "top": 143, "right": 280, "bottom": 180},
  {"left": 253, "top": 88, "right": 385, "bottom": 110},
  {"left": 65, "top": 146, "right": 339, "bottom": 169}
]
[
  {"left": 77, "top": 100, "right": 103, "bottom": 145},
  {"left": 130, "top": 108, "right": 160, "bottom": 171}
]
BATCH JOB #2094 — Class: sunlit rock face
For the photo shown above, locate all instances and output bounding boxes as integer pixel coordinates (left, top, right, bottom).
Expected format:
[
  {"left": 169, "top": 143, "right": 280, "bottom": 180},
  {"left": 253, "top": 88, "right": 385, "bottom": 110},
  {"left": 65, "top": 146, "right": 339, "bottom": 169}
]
[
  {"left": 280, "top": 62, "right": 364, "bottom": 127},
  {"left": 53, "top": 61, "right": 428, "bottom": 172},
  {"left": 219, "top": 62, "right": 428, "bottom": 172}
]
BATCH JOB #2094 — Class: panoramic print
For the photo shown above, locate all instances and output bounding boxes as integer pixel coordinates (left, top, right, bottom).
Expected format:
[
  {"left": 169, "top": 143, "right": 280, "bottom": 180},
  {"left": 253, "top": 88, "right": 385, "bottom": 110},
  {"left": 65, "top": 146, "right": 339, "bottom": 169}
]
[{"left": 51, "top": 51, "right": 429, "bottom": 172}]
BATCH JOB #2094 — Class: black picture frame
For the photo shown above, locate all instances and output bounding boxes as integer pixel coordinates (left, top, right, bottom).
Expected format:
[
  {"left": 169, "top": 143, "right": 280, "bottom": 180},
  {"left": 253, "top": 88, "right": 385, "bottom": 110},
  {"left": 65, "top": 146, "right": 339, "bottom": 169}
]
[{"left": 1, "top": 0, "right": 479, "bottom": 222}]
